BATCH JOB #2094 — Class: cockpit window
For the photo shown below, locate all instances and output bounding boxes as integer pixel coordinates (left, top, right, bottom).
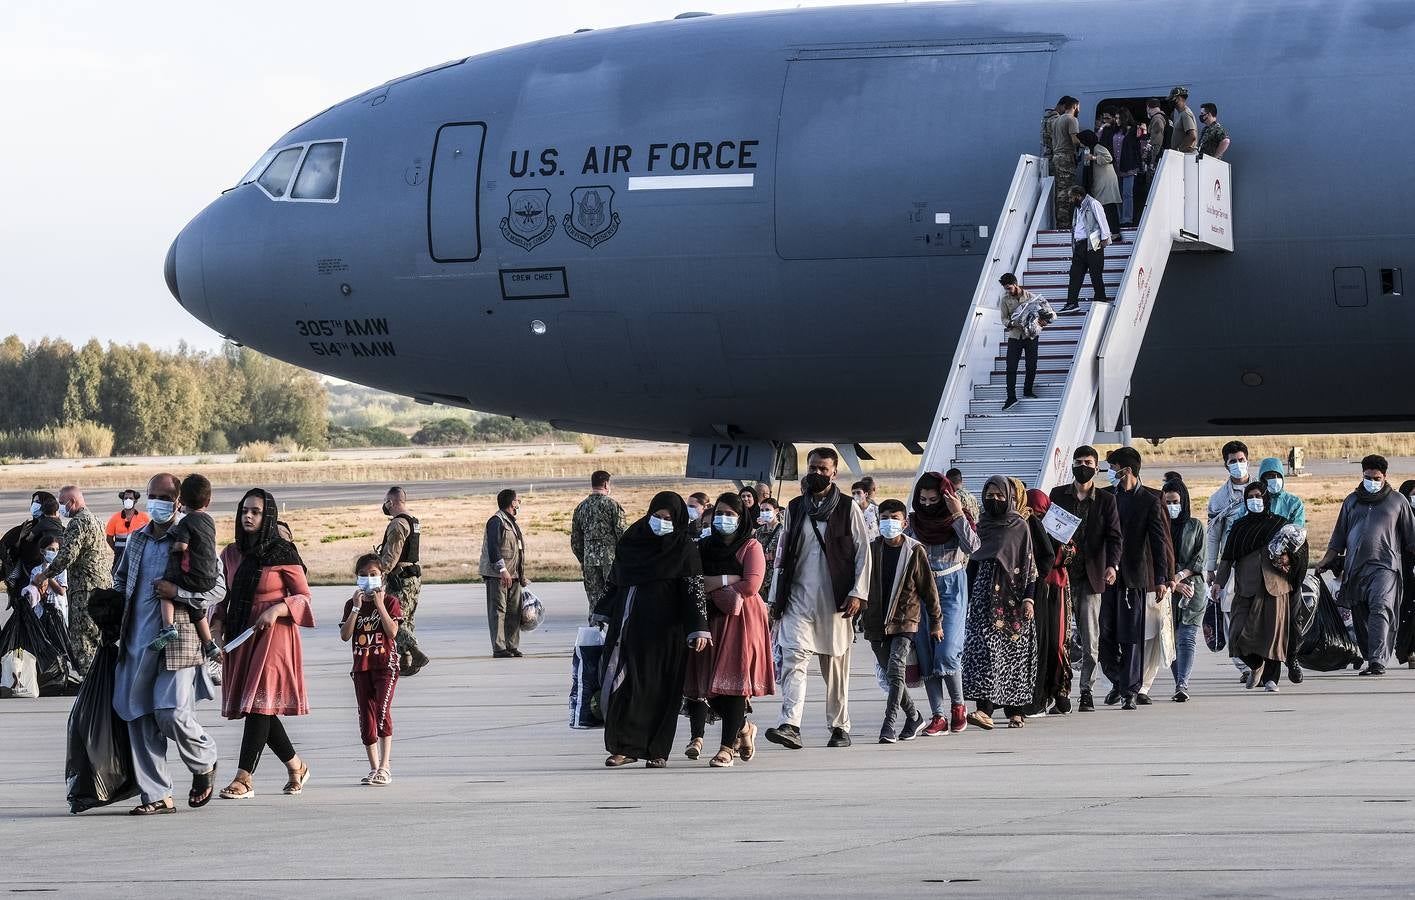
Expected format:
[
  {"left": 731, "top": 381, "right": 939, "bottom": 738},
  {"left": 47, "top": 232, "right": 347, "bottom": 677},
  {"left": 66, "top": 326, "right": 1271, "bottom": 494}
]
[
  {"left": 290, "top": 141, "right": 344, "bottom": 200},
  {"left": 258, "top": 147, "right": 303, "bottom": 198}
]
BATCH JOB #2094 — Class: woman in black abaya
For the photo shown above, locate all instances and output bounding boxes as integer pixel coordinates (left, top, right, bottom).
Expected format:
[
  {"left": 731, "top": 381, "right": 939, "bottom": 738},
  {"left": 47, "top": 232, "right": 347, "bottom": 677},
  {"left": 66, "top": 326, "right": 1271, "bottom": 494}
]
[{"left": 594, "top": 492, "right": 710, "bottom": 768}]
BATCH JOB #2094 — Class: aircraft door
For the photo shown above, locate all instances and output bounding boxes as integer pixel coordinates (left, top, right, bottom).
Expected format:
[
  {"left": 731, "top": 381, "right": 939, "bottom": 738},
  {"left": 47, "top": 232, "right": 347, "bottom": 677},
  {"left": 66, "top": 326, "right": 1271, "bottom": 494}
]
[{"left": 427, "top": 122, "right": 486, "bottom": 262}]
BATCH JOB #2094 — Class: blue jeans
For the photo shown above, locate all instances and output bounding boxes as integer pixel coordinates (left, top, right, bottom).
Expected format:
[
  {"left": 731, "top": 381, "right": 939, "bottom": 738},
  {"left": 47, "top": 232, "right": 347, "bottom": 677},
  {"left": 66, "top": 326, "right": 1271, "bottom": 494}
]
[
  {"left": 1120, "top": 174, "right": 1136, "bottom": 225},
  {"left": 1170, "top": 623, "right": 1200, "bottom": 690}
]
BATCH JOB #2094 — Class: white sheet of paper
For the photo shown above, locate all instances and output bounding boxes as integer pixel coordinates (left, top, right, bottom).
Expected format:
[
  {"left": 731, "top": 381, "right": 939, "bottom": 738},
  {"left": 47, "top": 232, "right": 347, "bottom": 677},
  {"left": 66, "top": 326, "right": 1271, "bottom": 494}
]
[
  {"left": 1041, "top": 504, "right": 1082, "bottom": 545},
  {"left": 223, "top": 627, "right": 257, "bottom": 653}
]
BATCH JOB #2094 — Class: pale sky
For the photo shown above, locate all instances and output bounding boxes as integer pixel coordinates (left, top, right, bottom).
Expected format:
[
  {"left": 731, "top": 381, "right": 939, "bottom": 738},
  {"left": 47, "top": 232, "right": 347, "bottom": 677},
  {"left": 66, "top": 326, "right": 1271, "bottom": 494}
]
[{"left": 0, "top": 0, "right": 875, "bottom": 353}]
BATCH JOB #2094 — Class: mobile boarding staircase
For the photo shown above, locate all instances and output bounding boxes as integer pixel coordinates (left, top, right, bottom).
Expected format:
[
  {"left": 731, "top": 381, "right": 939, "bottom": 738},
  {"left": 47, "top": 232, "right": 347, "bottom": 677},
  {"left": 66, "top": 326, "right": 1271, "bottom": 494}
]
[{"left": 917, "top": 150, "right": 1233, "bottom": 489}]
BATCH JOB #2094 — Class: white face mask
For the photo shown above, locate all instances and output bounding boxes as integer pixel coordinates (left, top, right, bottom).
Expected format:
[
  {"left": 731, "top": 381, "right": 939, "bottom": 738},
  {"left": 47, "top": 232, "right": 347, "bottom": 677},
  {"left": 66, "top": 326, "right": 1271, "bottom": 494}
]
[
  {"left": 356, "top": 574, "right": 381, "bottom": 594},
  {"left": 43, "top": 549, "right": 58, "bottom": 564},
  {"left": 1166, "top": 503, "right": 1182, "bottom": 520},
  {"left": 1227, "top": 460, "right": 1248, "bottom": 480},
  {"left": 649, "top": 517, "right": 674, "bottom": 537},
  {"left": 146, "top": 498, "right": 176, "bottom": 524},
  {"left": 686, "top": 505, "right": 701, "bottom": 521},
  {"left": 1245, "top": 497, "right": 1266, "bottom": 514},
  {"left": 757, "top": 510, "right": 774, "bottom": 525},
  {"left": 712, "top": 515, "right": 739, "bottom": 535},
  {"left": 59, "top": 503, "right": 71, "bottom": 518},
  {"left": 700, "top": 526, "right": 712, "bottom": 540},
  {"left": 1265, "top": 477, "right": 1284, "bottom": 494},
  {"left": 1408, "top": 495, "right": 1415, "bottom": 512},
  {"left": 878, "top": 518, "right": 905, "bottom": 539},
  {"left": 1363, "top": 477, "right": 1383, "bottom": 494},
  {"left": 122, "top": 498, "right": 136, "bottom": 510}
]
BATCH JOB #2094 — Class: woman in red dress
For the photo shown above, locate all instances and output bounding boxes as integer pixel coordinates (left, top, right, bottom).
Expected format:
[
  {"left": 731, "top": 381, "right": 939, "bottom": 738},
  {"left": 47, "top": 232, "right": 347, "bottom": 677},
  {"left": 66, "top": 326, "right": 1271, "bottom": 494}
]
[
  {"left": 683, "top": 492, "right": 775, "bottom": 767},
  {"left": 213, "top": 489, "right": 316, "bottom": 799}
]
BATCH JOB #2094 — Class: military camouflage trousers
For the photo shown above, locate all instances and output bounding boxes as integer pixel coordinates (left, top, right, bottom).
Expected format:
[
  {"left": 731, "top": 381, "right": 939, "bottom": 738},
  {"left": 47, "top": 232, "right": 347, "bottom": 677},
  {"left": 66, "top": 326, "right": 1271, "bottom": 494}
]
[
  {"left": 394, "top": 575, "right": 422, "bottom": 655},
  {"left": 68, "top": 587, "right": 101, "bottom": 676},
  {"left": 582, "top": 563, "right": 613, "bottom": 613},
  {"left": 1052, "top": 153, "right": 1077, "bottom": 230}
]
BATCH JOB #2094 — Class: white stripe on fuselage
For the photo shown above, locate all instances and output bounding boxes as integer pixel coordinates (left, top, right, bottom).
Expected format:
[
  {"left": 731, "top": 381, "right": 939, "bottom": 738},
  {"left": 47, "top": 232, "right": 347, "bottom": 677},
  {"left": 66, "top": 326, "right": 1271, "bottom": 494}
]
[{"left": 626, "top": 173, "right": 755, "bottom": 190}]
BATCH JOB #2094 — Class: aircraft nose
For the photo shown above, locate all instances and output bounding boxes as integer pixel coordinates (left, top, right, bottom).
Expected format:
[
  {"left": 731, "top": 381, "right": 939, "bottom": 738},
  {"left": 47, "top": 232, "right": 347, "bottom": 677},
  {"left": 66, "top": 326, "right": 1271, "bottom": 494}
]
[{"left": 165, "top": 220, "right": 212, "bottom": 326}]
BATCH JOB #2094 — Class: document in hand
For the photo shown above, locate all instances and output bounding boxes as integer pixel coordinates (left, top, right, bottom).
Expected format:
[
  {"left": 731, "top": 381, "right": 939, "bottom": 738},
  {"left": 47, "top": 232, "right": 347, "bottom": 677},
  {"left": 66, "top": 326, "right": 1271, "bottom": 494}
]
[
  {"left": 222, "top": 627, "right": 257, "bottom": 653},
  {"left": 1041, "top": 504, "right": 1082, "bottom": 545}
]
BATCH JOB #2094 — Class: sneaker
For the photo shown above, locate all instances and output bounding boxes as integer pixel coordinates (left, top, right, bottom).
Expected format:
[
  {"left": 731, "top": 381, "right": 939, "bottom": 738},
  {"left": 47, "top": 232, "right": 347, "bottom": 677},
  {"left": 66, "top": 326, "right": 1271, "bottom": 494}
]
[
  {"left": 1239, "top": 670, "right": 1252, "bottom": 685},
  {"left": 1061, "top": 302, "right": 1080, "bottom": 313},
  {"left": 1135, "top": 693, "right": 1152, "bottom": 706},
  {"left": 1172, "top": 688, "right": 1189, "bottom": 703},
  {"left": 1104, "top": 688, "right": 1121, "bottom": 706},
  {"left": 1002, "top": 398, "right": 1019, "bottom": 411},
  {"left": 922, "top": 715, "right": 949, "bottom": 737},
  {"left": 1121, "top": 695, "right": 1137, "bottom": 710},
  {"left": 827, "top": 727, "right": 851, "bottom": 748},
  {"left": 878, "top": 729, "right": 898, "bottom": 745},
  {"left": 764, "top": 724, "right": 803, "bottom": 750},
  {"left": 950, "top": 703, "right": 968, "bottom": 734},
  {"left": 147, "top": 624, "right": 178, "bottom": 652},
  {"left": 1263, "top": 681, "right": 1280, "bottom": 693},
  {"left": 1360, "top": 664, "right": 1386, "bottom": 676},
  {"left": 203, "top": 641, "right": 221, "bottom": 662},
  {"left": 1244, "top": 670, "right": 1258, "bottom": 689},
  {"left": 1050, "top": 695, "right": 1073, "bottom": 715},
  {"left": 1023, "top": 391, "right": 1039, "bottom": 399},
  {"left": 1288, "top": 664, "right": 1303, "bottom": 684},
  {"left": 899, "top": 711, "right": 924, "bottom": 742},
  {"left": 1078, "top": 691, "right": 1095, "bottom": 713}
]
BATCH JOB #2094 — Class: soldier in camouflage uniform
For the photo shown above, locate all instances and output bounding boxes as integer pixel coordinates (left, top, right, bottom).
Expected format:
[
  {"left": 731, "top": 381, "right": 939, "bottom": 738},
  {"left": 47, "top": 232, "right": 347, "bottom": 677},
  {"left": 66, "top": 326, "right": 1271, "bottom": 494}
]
[
  {"left": 570, "top": 470, "right": 627, "bottom": 613},
  {"left": 377, "top": 486, "right": 431, "bottom": 674},
  {"left": 40, "top": 486, "right": 112, "bottom": 676},
  {"left": 1050, "top": 96, "right": 1081, "bottom": 230}
]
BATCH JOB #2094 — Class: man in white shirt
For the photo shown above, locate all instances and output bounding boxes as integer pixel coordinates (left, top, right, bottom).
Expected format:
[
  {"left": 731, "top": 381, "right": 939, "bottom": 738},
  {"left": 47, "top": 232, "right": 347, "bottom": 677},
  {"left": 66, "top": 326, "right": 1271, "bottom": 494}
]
[
  {"left": 1060, "top": 185, "right": 1112, "bottom": 312},
  {"left": 1204, "top": 440, "right": 1257, "bottom": 680}
]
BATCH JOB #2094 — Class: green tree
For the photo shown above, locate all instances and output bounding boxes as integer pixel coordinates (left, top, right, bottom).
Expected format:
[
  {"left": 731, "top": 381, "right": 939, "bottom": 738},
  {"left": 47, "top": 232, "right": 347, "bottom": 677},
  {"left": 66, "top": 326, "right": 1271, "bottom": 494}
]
[{"left": 412, "top": 417, "right": 475, "bottom": 445}]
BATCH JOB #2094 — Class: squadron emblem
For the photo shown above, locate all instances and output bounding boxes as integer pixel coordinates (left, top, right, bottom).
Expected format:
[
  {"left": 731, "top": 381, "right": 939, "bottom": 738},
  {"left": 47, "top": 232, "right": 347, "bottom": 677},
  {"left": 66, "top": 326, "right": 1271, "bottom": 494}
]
[
  {"left": 500, "top": 188, "right": 555, "bottom": 251},
  {"left": 563, "top": 185, "right": 620, "bottom": 249}
]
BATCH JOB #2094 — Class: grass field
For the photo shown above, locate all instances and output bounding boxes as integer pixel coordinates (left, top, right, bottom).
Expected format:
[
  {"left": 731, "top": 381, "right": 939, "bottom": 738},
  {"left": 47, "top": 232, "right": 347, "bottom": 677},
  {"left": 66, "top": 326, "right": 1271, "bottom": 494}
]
[{"left": 272, "top": 474, "right": 1356, "bottom": 585}]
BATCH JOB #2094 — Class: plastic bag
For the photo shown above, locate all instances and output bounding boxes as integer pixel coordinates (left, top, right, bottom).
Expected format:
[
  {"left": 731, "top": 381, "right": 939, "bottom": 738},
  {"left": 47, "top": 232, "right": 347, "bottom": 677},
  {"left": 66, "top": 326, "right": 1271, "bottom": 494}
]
[
  {"left": 1297, "top": 574, "right": 1363, "bottom": 672},
  {"left": 1, "top": 648, "right": 39, "bottom": 699},
  {"left": 520, "top": 586, "right": 545, "bottom": 631},
  {"left": 569, "top": 626, "right": 604, "bottom": 729},
  {"left": 1202, "top": 598, "right": 1226, "bottom": 653},
  {"left": 66, "top": 644, "right": 138, "bottom": 813}
]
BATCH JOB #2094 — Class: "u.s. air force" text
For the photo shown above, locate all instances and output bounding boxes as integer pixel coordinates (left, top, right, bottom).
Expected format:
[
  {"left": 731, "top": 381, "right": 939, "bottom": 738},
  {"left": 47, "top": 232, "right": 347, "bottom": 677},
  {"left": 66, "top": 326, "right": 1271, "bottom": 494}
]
[{"left": 508, "top": 140, "right": 759, "bottom": 178}]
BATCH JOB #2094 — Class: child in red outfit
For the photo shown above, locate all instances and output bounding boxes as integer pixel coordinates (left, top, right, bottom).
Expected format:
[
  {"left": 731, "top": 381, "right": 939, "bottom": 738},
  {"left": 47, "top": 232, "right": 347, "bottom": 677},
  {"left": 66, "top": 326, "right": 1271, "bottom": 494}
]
[{"left": 339, "top": 553, "right": 402, "bottom": 785}]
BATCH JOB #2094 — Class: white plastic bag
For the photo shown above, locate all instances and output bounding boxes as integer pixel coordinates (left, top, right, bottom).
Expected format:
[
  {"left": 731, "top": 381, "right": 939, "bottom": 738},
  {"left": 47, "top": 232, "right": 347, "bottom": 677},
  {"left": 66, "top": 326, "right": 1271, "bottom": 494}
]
[
  {"left": 1, "top": 649, "right": 39, "bottom": 699},
  {"left": 520, "top": 585, "right": 545, "bottom": 631}
]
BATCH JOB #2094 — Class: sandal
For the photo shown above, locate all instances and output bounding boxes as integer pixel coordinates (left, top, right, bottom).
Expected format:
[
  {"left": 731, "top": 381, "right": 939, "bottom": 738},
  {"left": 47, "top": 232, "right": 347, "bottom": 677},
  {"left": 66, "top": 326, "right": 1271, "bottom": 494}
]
[
  {"left": 219, "top": 778, "right": 254, "bottom": 800},
  {"left": 709, "top": 747, "right": 735, "bottom": 768},
  {"left": 189, "top": 763, "right": 217, "bottom": 808},
  {"left": 369, "top": 768, "right": 391, "bottom": 786},
  {"left": 360, "top": 769, "right": 378, "bottom": 785},
  {"left": 738, "top": 722, "right": 758, "bottom": 761},
  {"left": 684, "top": 738, "right": 703, "bottom": 760},
  {"left": 1008, "top": 715, "right": 1026, "bottom": 728},
  {"left": 967, "top": 711, "right": 995, "bottom": 731},
  {"left": 605, "top": 755, "right": 638, "bottom": 767},
  {"left": 283, "top": 763, "right": 311, "bottom": 795},
  {"left": 129, "top": 798, "right": 176, "bottom": 816},
  {"left": 646, "top": 758, "right": 668, "bottom": 769}
]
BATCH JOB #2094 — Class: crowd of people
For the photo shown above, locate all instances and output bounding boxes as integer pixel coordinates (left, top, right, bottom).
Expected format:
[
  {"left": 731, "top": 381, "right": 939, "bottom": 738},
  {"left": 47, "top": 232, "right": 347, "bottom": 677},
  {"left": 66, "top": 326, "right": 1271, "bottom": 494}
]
[
  {"left": 588, "top": 444, "right": 1415, "bottom": 768},
  {"left": 9, "top": 441, "right": 1415, "bottom": 809}
]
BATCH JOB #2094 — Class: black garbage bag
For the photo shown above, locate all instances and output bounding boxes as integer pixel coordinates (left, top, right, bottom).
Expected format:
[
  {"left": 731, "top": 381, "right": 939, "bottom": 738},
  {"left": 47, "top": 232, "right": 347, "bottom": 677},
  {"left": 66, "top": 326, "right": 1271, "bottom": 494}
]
[
  {"left": 1298, "top": 575, "right": 1363, "bottom": 672},
  {"left": 0, "top": 595, "right": 63, "bottom": 671},
  {"left": 86, "top": 588, "right": 126, "bottom": 646},
  {"left": 65, "top": 643, "right": 137, "bottom": 814}
]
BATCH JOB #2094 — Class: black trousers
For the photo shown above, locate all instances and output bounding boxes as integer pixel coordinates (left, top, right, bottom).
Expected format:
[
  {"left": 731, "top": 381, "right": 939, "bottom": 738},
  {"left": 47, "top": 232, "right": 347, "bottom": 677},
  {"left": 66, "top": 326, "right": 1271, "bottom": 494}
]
[
  {"left": 1067, "top": 239, "right": 1108, "bottom": 304},
  {"left": 688, "top": 696, "right": 747, "bottom": 749},
  {"left": 1103, "top": 203, "right": 1122, "bottom": 238},
  {"left": 1099, "top": 587, "right": 1144, "bottom": 697},
  {"left": 238, "top": 713, "right": 296, "bottom": 774},
  {"left": 1005, "top": 337, "right": 1039, "bottom": 401},
  {"left": 1242, "top": 654, "right": 1282, "bottom": 685}
]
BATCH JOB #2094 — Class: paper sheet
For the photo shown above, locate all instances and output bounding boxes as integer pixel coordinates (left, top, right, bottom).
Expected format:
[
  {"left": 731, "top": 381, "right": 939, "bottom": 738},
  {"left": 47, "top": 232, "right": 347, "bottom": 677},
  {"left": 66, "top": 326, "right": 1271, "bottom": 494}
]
[{"left": 1041, "top": 504, "right": 1082, "bottom": 544}]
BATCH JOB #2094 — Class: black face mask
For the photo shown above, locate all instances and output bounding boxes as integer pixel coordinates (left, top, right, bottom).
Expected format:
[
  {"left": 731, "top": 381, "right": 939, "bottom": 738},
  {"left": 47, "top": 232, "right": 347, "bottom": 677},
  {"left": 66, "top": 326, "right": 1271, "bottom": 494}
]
[
  {"left": 802, "top": 473, "right": 831, "bottom": 495},
  {"left": 1072, "top": 465, "right": 1096, "bottom": 484},
  {"left": 983, "top": 498, "right": 1009, "bottom": 519},
  {"left": 381, "top": 501, "right": 393, "bottom": 516}
]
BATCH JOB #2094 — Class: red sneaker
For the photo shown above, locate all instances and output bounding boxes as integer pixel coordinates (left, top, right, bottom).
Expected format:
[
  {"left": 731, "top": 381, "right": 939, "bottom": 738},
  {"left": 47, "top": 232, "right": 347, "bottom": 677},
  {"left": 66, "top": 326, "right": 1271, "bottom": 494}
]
[
  {"left": 922, "top": 715, "right": 949, "bottom": 737},
  {"left": 950, "top": 703, "right": 968, "bottom": 734}
]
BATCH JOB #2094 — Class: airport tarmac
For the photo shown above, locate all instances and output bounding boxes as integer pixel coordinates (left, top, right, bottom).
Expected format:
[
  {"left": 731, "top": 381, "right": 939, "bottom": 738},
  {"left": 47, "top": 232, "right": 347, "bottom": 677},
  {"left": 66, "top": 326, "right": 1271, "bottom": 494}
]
[{"left": 5, "top": 582, "right": 1415, "bottom": 898}]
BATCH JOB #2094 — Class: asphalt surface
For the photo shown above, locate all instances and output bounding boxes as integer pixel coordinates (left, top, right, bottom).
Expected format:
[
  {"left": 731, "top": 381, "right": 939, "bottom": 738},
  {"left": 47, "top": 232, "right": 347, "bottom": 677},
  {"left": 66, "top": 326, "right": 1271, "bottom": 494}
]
[{"left": 6, "top": 582, "right": 1415, "bottom": 897}]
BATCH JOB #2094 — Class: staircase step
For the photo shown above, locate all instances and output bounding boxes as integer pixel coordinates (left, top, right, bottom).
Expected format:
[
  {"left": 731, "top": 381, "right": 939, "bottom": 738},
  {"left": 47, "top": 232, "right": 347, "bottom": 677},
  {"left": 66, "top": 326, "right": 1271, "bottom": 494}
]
[
  {"left": 947, "top": 462, "right": 1045, "bottom": 483},
  {"left": 970, "top": 398, "right": 1062, "bottom": 415},
  {"left": 964, "top": 413, "right": 1058, "bottom": 429},
  {"left": 989, "top": 369, "right": 1073, "bottom": 381},
  {"left": 973, "top": 383, "right": 1064, "bottom": 400}
]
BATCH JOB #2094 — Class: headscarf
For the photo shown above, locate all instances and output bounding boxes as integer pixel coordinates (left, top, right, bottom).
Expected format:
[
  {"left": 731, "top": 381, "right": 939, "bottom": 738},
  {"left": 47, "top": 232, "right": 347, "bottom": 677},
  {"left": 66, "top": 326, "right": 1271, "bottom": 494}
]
[
  {"left": 609, "top": 491, "right": 702, "bottom": 587},
  {"left": 1259, "top": 457, "right": 1304, "bottom": 525},
  {"left": 1400, "top": 480, "right": 1415, "bottom": 500},
  {"left": 1221, "top": 484, "right": 1284, "bottom": 562},
  {"left": 1028, "top": 489, "right": 1068, "bottom": 589},
  {"left": 973, "top": 475, "right": 1031, "bottom": 581},
  {"left": 1010, "top": 478, "right": 1031, "bottom": 519},
  {"left": 225, "top": 488, "right": 304, "bottom": 636},
  {"left": 1161, "top": 476, "right": 1193, "bottom": 550},
  {"left": 699, "top": 493, "right": 752, "bottom": 577},
  {"left": 737, "top": 486, "right": 758, "bottom": 512},
  {"left": 909, "top": 472, "right": 971, "bottom": 544}
]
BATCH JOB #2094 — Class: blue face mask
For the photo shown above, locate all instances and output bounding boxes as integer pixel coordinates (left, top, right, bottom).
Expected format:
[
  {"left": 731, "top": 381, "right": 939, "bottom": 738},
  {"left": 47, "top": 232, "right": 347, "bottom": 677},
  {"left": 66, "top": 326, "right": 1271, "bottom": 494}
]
[
  {"left": 43, "top": 549, "right": 58, "bottom": 564},
  {"left": 146, "top": 498, "right": 176, "bottom": 524},
  {"left": 1166, "top": 503, "right": 1182, "bottom": 520},
  {"left": 1227, "top": 460, "right": 1248, "bottom": 480},
  {"left": 1245, "top": 497, "right": 1266, "bottom": 514},
  {"left": 712, "top": 515, "right": 739, "bottom": 535},
  {"left": 649, "top": 517, "right": 674, "bottom": 537},
  {"left": 29, "top": 501, "right": 42, "bottom": 518},
  {"left": 878, "top": 518, "right": 905, "bottom": 539},
  {"left": 1108, "top": 469, "right": 1121, "bottom": 486},
  {"left": 1265, "top": 477, "right": 1284, "bottom": 495},
  {"left": 356, "top": 575, "right": 381, "bottom": 594},
  {"left": 1363, "top": 477, "right": 1383, "bottom": 494}
]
